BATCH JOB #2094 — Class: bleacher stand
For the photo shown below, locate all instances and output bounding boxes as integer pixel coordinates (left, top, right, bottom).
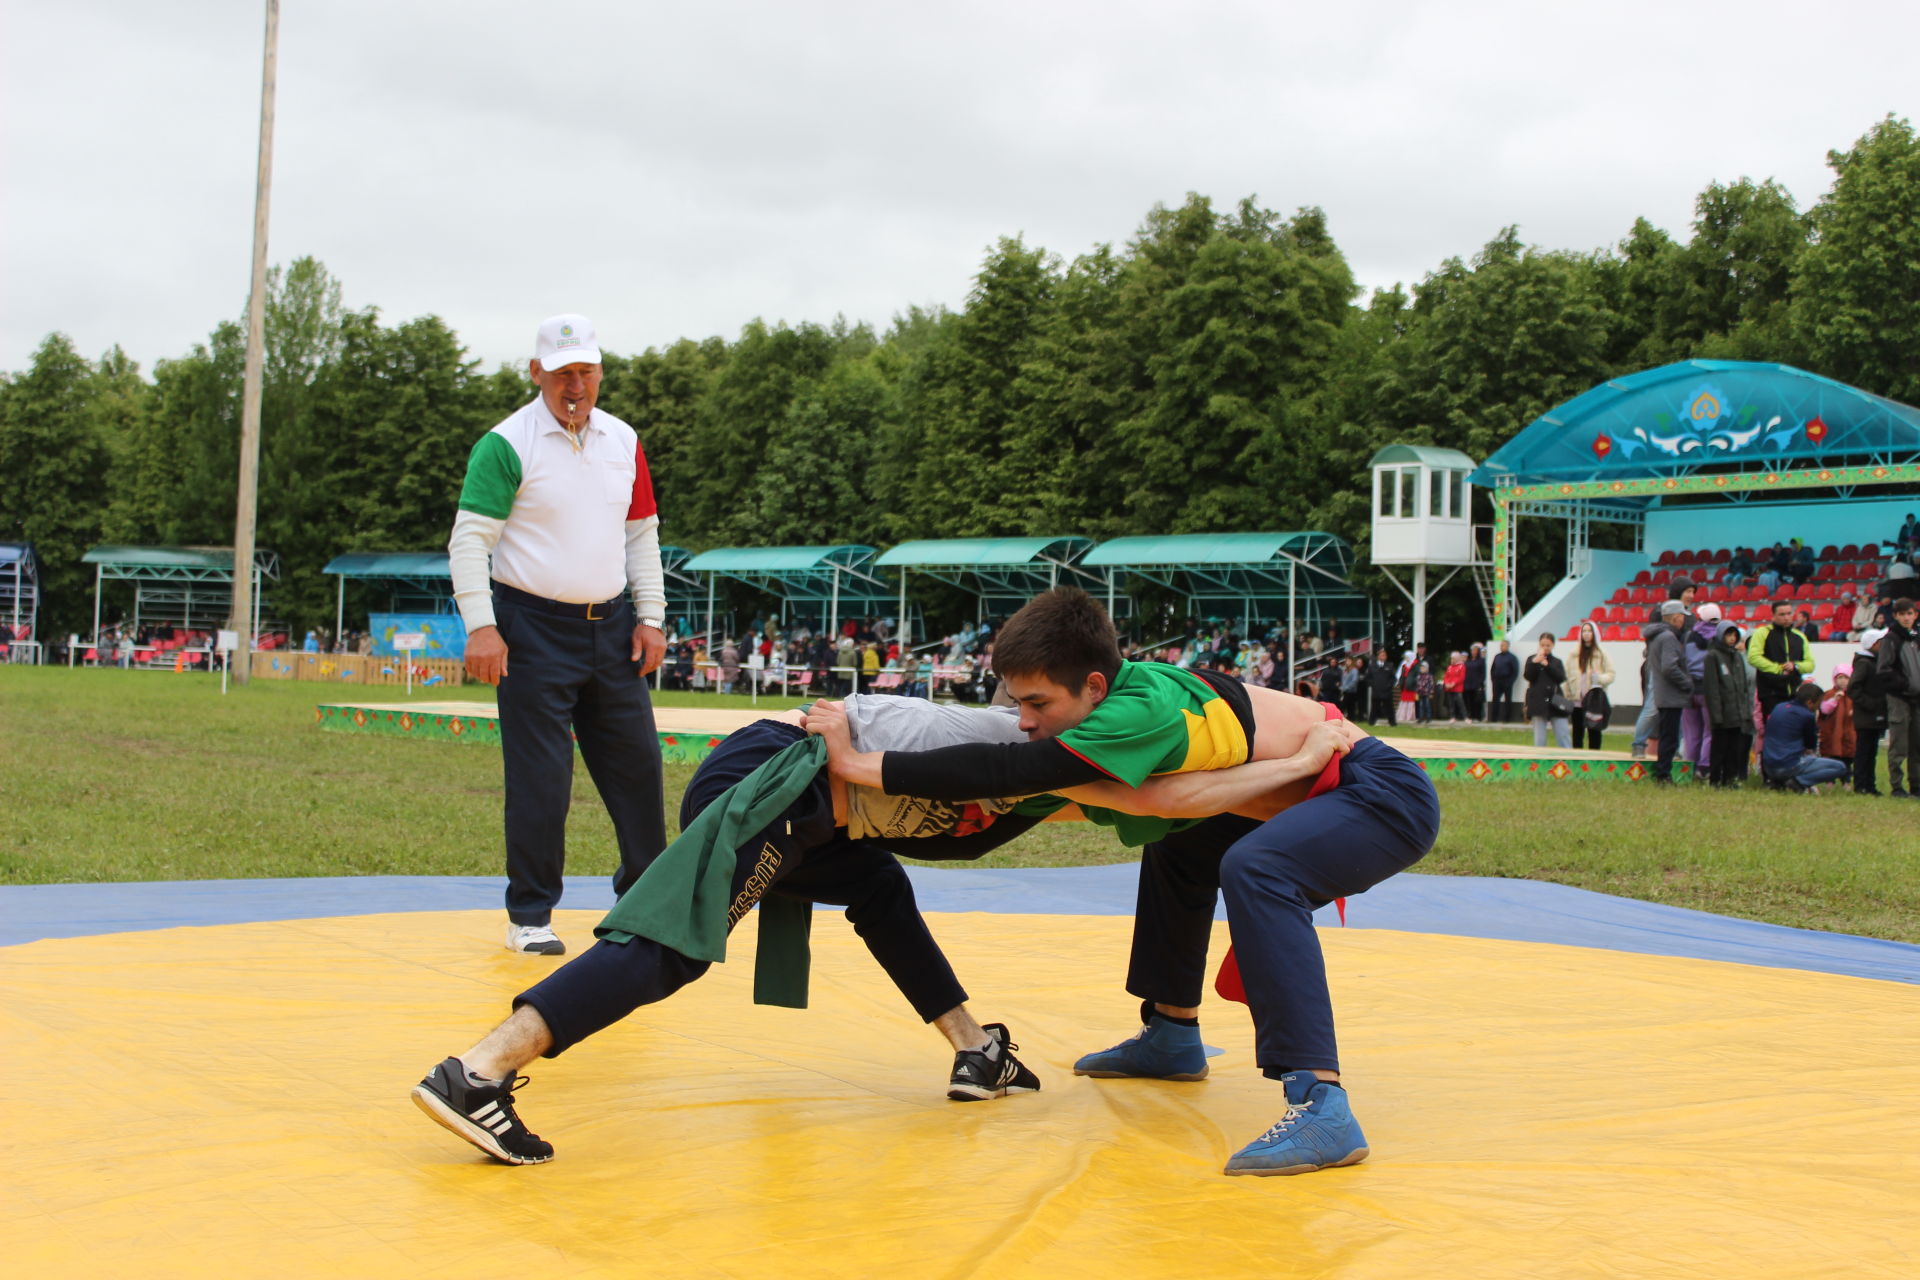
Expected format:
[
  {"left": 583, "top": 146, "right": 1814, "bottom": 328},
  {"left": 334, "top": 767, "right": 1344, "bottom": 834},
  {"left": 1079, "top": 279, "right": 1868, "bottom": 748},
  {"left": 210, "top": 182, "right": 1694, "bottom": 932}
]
[{"left": 1576, "top": 543, "right": 1888, "bottom": 644}]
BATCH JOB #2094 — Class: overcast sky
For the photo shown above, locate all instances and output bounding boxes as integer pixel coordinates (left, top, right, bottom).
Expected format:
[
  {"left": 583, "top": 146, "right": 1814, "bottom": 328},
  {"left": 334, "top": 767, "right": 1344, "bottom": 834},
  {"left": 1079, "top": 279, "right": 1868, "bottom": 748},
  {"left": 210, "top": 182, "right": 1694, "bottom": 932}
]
[{"left": 4, "top": 0, "right": 1916, "bottom": 376}]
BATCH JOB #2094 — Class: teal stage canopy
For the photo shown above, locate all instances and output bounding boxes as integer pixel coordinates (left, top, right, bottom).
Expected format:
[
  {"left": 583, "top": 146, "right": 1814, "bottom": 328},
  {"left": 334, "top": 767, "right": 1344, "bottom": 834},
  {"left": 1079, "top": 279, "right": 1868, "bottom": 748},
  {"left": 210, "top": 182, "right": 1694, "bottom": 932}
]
[{"left": 1471, "top": 360, "right": 1920, "bottom": 488}]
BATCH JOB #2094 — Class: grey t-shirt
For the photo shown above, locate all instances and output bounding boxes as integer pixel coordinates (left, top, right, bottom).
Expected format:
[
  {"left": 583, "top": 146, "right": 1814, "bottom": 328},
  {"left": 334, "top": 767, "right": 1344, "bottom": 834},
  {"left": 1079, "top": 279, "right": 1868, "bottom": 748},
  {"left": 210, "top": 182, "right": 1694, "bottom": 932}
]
[{"left": 840, "top": 695, "right": 1026, "bottom": 840}]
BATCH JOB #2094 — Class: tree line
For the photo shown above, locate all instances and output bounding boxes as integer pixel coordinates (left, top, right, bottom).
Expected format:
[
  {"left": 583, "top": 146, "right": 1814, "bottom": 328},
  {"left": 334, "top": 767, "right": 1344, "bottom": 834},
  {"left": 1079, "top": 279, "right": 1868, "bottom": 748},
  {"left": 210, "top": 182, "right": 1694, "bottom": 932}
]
[{"left": 3, "top": 117, "right": 1916, "bottom": 643}]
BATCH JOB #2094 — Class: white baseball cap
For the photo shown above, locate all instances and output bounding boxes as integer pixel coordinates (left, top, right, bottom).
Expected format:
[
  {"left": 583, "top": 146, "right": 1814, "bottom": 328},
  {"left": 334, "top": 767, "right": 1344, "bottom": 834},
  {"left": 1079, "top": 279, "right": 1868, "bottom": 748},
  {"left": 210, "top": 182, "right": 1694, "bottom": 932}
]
[{"left": 534, "top": 313, "right": 602, "bottom": 371}]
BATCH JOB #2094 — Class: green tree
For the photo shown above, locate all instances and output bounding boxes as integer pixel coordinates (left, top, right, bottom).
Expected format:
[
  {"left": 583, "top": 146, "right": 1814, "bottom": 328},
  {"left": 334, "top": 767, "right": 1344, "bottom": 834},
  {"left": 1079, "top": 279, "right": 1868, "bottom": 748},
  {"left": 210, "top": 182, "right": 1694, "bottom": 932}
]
[
  {"left": 0, "top": 335, "right": 112, "bottom": 637},
  {"left": 1793, "top": 115, "right": 1920, "bottom": 402}
]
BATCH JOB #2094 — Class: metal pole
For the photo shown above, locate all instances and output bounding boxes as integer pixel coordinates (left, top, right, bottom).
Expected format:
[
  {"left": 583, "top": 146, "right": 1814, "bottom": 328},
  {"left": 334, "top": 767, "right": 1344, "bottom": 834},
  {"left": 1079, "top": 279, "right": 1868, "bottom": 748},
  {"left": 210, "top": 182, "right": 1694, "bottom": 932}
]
[
  {"left": 704, "top": 576, "right": 714, "bottom": 652},
  {"left": 92, "top": 564, "right": 102, "bottom": 645},
  {"left": 335, "top": 574, "right": 344, "bottom": 644},
  {"left": 829, "top": 568, "right": 841, "bottom": 643},
  {"left": 897, "top": 573, "right": 907, "bottom": 653},
  {"left": 229, "top": 0, "right": 278, "bottom": 685},
  {"left": 1413, "top": 563, "right": 1427, "bottom": 648}
]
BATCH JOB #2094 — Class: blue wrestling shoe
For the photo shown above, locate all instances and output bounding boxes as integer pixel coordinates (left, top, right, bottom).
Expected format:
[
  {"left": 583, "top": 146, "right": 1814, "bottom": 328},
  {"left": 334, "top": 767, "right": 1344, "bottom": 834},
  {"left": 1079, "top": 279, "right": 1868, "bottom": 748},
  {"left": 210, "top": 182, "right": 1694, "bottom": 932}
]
[
  {"left": 1072, "top": 1014, "right": 1209, "bottom": 1081},
  {"left": 1224, "top": 1070, "right": 1368, "bottom": 1177}
]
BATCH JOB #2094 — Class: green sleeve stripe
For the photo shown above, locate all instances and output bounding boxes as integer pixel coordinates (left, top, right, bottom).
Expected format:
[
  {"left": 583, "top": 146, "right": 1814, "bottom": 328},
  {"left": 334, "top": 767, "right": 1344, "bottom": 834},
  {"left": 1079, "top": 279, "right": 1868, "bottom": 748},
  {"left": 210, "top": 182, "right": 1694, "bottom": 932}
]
[{"left": 458, "top": 432, "right": 521, "bottom": 519}]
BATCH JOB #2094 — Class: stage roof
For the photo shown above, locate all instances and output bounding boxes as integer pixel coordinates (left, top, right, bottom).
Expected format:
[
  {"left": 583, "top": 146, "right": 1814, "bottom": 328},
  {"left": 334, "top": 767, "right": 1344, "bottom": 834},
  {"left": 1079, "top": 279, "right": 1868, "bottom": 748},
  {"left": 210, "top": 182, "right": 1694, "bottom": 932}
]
[{"left": 1470, "top": 360, "right": 1920, "bottom": 488}]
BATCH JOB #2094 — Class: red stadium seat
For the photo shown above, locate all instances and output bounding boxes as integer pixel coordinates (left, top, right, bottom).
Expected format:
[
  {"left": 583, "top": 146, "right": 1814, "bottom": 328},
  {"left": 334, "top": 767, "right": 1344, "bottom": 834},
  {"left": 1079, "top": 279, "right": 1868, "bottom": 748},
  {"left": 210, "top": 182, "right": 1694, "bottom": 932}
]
[
  {"left": 1565, "top": 626, "right": 1582, "bottom": 641},
  {"left": 1710, "top": 548, "right": 1731, "bottom": 563},
  {"left": 1840, "top": 543, "right": 1860, "bottom": 559},
  {"left": 1605, "top": 625, "right": 1630, "bottom": 641},
  {"left": 1653, "top": 569, "right": 1672, "bottom": 585},
  {"left": 1820, "top": 545, "right": 1840, "bottom": 560},
  {"left": 1656, "top": 551, "right": 1677, "bottom": 565},
  {"left": 1610, "top": 588, "right": 1630, "bottom": 604},
  {"left": 1814, "top": 563, "right": 1836, "bottom": 580},
  {"left": 1590, "top": 606, "right": 1609, "bottom": 622},
  {"left": 1631, "top": 570, "right": 1652, "bottom": 586},
  {"left": 1793, "top": 583, "right": 1818, "bottom": 600},
  {"left": 1815, "top": 582, "right": 1839, "bottom": 599},
  {"left": 1674, "top": 550, "right": 1696, "bottom": 566},
  {"left": 1611, "top": 606, "right": 1632, "bottom": 623},
  {"left": 1812, "top": 603, "right": 1838, "bottom": 620}
]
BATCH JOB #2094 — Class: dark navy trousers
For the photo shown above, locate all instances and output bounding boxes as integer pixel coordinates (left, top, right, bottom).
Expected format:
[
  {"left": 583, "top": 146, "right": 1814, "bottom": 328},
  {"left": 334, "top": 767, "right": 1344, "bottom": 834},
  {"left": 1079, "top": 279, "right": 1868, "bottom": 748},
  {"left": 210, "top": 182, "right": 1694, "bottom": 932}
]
[
  {"left": 495, "top": 590, "right": 666, "bottom": 925},
  {"left": 517, "top": 720, "right": 968, "bottom": 1056},
  {"left": 1124, "top": 736, "right": 1440, "bottom": 1074}
]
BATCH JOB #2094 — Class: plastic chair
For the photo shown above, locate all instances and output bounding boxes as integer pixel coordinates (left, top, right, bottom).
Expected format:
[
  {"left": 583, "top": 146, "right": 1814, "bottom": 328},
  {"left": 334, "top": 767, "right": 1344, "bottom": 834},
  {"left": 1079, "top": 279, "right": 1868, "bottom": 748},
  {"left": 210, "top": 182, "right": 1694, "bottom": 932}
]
[
  {"left": 1610, "top": 588, "right": 1630, "bottom": 604},
  {"left": 1710, "top": 548, "right": 1731, "bottom": 563}
]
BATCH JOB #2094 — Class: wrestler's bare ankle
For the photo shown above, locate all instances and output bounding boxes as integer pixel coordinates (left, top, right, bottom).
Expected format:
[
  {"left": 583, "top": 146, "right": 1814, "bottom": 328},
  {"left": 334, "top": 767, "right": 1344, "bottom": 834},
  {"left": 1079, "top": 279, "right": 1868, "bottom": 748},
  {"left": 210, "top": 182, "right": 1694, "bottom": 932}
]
[
  {"left": 932, "top": 1004, "right": 989, "bottom": 1050},
  {"left": 461, "top": 1005, "right": 554, "bottom": 1080}
]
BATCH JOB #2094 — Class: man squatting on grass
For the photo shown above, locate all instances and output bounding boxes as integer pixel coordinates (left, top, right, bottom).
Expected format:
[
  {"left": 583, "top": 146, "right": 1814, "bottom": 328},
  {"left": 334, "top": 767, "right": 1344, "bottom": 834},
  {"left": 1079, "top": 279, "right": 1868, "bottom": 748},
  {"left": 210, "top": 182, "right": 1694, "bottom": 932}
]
[
  {"left": 413, "top": 691, "right": 1348, "bottom": 1165},
  {"left": 813, "top": 588, "right": 1441, "bottom": 1177}
]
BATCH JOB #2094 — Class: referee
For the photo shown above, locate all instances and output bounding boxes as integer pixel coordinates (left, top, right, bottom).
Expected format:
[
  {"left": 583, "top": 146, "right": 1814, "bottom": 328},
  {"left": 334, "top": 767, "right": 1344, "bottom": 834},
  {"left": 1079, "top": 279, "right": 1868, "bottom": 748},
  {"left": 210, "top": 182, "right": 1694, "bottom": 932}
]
[{"left": 448, "top": 314, "right": 669, "bottom": 955}]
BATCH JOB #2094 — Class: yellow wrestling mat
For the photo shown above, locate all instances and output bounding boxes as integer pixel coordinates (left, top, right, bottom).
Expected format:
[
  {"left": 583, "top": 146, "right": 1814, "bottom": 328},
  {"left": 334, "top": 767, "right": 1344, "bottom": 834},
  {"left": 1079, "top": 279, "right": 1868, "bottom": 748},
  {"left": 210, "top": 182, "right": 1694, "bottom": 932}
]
[{"left": 5, "top": 911, "right": 1917, "bottom": 1278}]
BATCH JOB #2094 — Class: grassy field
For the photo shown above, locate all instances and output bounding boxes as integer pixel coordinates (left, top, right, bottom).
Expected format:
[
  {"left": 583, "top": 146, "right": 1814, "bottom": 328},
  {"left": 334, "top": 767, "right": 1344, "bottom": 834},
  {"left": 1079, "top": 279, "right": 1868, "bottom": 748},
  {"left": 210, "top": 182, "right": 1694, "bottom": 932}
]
[{"left": 3, "top": 666, "right": 1916, "bottom": 942}]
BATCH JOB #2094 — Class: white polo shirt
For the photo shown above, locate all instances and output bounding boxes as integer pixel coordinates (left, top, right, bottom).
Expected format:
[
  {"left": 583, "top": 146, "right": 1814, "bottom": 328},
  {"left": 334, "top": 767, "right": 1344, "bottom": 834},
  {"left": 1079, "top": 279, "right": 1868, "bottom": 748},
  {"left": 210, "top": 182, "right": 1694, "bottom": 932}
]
[{"left": 449, "top": 397, "right": 662, "bottom": 628}]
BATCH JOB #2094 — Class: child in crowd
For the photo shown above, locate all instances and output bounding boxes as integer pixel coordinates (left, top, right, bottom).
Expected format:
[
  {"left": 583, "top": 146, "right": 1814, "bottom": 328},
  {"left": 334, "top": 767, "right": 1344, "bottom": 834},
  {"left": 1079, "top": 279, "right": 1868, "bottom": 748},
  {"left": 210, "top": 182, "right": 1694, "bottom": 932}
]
[{"left": 1818, "top": 666, "right": 1856, "bottom": 787}]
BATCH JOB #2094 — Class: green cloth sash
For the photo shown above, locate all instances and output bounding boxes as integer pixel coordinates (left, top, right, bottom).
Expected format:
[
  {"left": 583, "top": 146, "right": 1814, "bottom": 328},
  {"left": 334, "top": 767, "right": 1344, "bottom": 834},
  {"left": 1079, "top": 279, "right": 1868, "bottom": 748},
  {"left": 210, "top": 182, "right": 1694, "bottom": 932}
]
[{"left": 594, "top": 735, "right": 825, "bottom": 1008}]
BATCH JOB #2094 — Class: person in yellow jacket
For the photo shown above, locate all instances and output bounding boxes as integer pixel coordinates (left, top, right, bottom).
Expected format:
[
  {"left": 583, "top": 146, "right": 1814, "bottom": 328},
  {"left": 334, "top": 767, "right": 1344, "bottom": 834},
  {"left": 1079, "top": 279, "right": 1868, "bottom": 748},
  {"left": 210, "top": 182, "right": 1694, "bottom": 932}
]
[
  {"left": 1747, "top": 600, "right": 1809, "bottom": 720},
  {"left": 1562, "top": 619, "right": 1616, "bottom": 749}
]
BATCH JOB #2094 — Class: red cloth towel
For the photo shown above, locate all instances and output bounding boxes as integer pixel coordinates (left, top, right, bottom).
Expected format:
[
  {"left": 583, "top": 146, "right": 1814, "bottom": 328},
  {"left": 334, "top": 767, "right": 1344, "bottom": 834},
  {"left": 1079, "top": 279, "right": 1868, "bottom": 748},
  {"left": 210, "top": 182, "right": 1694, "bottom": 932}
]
[{"left": 1213, "top": 703, "right": 1346, "bottom": 1005}]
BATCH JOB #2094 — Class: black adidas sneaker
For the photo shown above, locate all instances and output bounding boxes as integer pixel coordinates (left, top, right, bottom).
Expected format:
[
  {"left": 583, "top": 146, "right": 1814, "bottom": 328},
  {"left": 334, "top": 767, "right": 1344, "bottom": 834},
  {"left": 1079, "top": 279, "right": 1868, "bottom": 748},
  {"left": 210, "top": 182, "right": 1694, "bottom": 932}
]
[
  {"left": 948, "top": 1023, "right": 1042, "bottom": 1102},
  {"left": 411, "top": 1056, "right": 555, "bottom": 1164}
]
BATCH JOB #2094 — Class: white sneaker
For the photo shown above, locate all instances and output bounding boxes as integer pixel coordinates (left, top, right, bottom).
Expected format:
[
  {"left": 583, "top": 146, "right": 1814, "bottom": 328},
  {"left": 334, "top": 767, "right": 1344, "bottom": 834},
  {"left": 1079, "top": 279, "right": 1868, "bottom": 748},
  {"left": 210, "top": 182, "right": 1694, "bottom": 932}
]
[{"left": 505, "top": 923, "right": 566, "bottom": 955}]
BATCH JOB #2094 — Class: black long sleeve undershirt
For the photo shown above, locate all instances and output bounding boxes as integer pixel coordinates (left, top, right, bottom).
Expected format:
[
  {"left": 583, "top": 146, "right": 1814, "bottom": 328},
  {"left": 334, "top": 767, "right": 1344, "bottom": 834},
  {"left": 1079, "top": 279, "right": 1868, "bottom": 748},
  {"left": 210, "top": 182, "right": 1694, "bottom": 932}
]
[{"left": 880, "top": 738, "right": 1110, "bottom": 801}]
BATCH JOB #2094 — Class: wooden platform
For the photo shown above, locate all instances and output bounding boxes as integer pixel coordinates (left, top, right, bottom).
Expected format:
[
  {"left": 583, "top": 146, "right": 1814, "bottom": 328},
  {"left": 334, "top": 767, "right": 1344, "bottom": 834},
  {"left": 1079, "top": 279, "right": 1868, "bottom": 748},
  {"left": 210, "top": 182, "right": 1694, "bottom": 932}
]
[{"left": 316, "top": 700, "right": 1678, "bottom": 780}]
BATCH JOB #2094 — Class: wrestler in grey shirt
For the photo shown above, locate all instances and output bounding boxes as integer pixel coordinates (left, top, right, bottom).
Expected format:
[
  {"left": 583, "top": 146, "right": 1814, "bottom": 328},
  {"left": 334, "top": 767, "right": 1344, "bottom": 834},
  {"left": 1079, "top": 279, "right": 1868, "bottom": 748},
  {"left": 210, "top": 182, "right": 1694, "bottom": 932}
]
[{"left": 838, "top": 696, "right": 1026, "bottom": 841}]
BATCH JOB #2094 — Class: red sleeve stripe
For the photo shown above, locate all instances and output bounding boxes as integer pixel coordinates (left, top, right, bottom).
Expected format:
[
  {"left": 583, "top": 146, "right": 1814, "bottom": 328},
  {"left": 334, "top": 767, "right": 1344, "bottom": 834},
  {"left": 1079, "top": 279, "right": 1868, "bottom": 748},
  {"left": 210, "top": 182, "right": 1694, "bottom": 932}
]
[
  {"left": 1055, "top": 739, "right": 1121, "bottom": 780},
  {"left": 626, "top": 438, "right": 658, "bottom": 520}
]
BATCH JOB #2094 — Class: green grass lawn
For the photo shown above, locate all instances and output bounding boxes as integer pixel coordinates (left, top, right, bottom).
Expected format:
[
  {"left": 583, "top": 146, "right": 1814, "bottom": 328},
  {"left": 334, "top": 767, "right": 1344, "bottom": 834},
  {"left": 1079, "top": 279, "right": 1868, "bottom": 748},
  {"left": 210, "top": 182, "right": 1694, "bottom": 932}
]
[{"left": 3, "top": 666, "right": 1915, "bottom": 942}]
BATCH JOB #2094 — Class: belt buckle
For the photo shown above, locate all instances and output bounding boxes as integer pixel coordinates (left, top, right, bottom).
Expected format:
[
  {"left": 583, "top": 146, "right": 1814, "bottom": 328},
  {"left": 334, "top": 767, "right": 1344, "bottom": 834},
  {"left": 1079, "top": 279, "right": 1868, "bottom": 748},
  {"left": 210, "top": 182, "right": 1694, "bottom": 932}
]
[{"left": 586, "top": 599, "right": 604, "bottom": 622}]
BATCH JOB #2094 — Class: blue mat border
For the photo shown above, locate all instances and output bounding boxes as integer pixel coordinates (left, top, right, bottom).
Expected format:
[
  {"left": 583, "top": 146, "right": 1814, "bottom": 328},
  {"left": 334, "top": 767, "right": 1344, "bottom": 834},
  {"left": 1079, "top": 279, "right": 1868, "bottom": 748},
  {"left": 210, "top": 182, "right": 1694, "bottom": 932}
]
[{"left": 3, "top": 868, "right": 1915, "bottom": 986}]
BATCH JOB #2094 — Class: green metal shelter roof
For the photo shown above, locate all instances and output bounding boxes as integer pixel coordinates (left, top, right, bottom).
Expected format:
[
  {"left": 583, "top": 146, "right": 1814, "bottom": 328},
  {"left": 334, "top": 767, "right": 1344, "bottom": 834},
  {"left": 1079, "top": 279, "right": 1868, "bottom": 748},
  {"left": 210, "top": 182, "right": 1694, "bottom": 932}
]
[
  {"left": 82, "top": 545, "right": 279, "bottom": 581},
  {"left": 323, "top": 552, "right": 451, "bottom": 579},
  {"left": 875, "top": 537, "right": 1098, "bottom": 606},
  {"left": 1083, "top": 532, "right": 1361, "bottom": 603},
  {"left": 682, "top": 545, "right": 891, "bottom": 605},
  {"left": 683, "top": 546, "right": 875, "bottom": 574},
  {"left": 1470, "top": 360, "right": 1920, "bottom": 487},
  {"left": 1084, "top": 533, "right": 1340, "bottom": 568},
  {"left": 1369, "top": 444, "right": 1478, "bottom": 470},
  {"left": 875, "top": 537, "right": 1093, "bottom": 568}
]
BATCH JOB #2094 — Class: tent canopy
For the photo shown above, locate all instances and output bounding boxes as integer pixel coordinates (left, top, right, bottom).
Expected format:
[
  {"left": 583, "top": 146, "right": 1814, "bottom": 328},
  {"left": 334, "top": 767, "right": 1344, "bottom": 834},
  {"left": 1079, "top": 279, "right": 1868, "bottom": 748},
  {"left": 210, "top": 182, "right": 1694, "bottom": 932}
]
[{"left": 1470, "top": 360, "right": 1920, "bottom": 488}]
